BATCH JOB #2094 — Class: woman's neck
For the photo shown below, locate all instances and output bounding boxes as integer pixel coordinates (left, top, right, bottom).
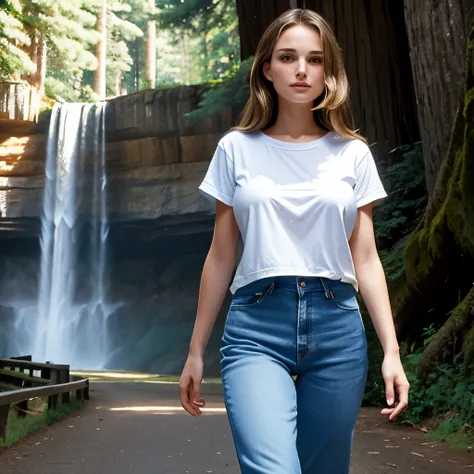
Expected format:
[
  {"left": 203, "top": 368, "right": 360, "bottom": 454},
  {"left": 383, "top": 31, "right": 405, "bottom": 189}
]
[{"left": 265, "top": 98, "right": 326, "bottom": 140}]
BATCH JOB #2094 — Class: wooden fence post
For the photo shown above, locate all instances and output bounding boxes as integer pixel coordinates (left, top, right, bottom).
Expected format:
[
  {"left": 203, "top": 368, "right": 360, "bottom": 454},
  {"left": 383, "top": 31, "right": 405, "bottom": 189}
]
[
  {"left": 47, "top": 369, "right": 59, "bottom": 410},
  {"left": 60, "top": 367, "right": 70, "bottom": 404},
  {"left": 0, "top": 404, "right": 10, "bottom": 440}
]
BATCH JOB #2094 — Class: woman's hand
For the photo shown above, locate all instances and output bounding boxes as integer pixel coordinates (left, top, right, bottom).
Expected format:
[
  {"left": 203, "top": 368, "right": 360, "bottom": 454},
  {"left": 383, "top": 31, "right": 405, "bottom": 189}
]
[
  {"left": 179, "top": 354, "right": 206, "bottom": 416},
  {"left": 380, "top": 353, "right": 410, "bottom": 420}
]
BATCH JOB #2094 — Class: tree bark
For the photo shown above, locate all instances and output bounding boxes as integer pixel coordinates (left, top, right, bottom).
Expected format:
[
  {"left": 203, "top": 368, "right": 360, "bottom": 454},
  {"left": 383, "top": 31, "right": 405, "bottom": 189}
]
[
  {"left": 394, "top": 22, "right": 474, "bottom": 378},
  {"left": 404, "top": 0, "right": 471, "bottom": 196},
  {"left": 236, "top": 0, "right": 293, "bottom": 61},
  {"left": 145, "top": 0, "right": 156, "bottom": 89},
  {"left": 93, "top": 0, "right": 107, "bottom": 99},
  {"left": 115, "top": 70, "right": 122, "bottom": 97},
  {"left": 35, "top": 37, "right": 46, "bottom": 95},
  {"left": 303, "top": 0, "right": 419, "bottom": 152}
]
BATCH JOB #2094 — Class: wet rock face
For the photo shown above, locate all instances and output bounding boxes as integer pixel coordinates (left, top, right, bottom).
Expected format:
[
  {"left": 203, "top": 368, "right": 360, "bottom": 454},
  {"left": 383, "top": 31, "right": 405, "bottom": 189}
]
[{"left": 0, "top": 84, "right": 239, "bottom": 239}]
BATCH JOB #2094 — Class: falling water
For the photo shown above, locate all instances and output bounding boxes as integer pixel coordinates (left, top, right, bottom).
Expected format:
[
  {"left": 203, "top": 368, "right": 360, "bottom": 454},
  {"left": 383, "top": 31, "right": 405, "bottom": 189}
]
[{"left": 30, "top": 102, "right": 110, "bottom": 368}]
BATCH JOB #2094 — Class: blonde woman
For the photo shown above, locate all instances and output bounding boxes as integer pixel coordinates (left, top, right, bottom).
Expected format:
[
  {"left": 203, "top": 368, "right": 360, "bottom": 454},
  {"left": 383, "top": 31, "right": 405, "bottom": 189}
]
[{"left": 179, "top": 8, "right": 410, "bottom": 474}]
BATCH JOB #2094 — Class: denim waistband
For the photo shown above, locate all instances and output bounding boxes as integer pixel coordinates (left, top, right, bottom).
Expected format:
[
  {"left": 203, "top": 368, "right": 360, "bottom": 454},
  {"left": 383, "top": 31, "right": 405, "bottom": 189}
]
[{"left": 235, "top": 275, "right": 355, "bottom": 296}]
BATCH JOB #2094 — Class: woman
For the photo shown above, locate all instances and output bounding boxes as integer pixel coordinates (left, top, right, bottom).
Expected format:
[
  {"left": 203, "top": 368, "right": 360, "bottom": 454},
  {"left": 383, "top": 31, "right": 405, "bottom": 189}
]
[{"left": 179, "top": 8, "right": 410, "bottom": 474}]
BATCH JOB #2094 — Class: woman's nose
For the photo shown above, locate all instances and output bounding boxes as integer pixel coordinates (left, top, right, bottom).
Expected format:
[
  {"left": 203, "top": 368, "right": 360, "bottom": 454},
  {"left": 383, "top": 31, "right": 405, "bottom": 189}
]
[{"left": 296, "top": 59, "right": 307, "bottom": 77}]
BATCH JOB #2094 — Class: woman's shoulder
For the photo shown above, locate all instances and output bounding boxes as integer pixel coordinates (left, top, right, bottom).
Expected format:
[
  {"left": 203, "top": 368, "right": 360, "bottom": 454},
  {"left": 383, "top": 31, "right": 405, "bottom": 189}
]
[
  {"left": 218, "top": 129, "right": 260, "bottom": 148},
  {"left": 328, "top": 132, "right": 371, "bottom": 157}
]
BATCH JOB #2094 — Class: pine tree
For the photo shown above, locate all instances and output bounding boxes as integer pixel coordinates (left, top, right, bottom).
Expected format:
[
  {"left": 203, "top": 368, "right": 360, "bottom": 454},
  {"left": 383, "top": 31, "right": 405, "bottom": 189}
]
[{"left": 0, "top": 0, "right": 35, "bottom": 78}]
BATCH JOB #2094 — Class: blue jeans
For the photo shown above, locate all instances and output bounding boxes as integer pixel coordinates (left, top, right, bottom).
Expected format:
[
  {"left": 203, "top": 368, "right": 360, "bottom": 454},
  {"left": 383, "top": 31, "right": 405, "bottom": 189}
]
[{"left": 220, "top": 276, "right": 368, "bottom": 474}]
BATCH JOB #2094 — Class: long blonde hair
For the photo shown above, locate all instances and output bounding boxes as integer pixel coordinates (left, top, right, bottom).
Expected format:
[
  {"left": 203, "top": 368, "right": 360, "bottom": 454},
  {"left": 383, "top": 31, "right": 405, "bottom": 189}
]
[{"left": 233, "top": 9, "right": 365, "bottom": 142}]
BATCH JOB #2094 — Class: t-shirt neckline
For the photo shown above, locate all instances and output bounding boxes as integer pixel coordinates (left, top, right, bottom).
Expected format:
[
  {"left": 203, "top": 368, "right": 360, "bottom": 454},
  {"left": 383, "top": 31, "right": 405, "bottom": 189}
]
[{"left": 257, "top": 130, "right": 334, "bottom": 150}]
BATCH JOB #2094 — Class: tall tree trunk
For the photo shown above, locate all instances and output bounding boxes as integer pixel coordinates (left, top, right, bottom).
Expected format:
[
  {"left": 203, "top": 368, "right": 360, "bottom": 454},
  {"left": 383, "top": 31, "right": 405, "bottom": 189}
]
[
  {"left": 303, "top": 0, "right": 419, "bottom": 152},
  {"left": 393, "top": 21, "right": 474, "bottom": 377},
  {"left": 35, "top": 37, "right": 46, "bottom": 95},
  {"left": 404, "top": 0, "right": 471, "bottom": 196},
  {"left": 236, "top": 0, "right": 293, "bottom": 61},
  {"left": 235, "top": 0, "right": 419, "bottom": 152},
  {"left": 145, "top": 0, "right": 156, "bottom": 89},
  {"left": 115, "top": 70, "right": 122, "bottom": 97},
  {"left": 93, "top": 0, "right": 107, "bottom": 99},
  {"left": 133, "top": 39, "right": 140, "bottom": 92}
]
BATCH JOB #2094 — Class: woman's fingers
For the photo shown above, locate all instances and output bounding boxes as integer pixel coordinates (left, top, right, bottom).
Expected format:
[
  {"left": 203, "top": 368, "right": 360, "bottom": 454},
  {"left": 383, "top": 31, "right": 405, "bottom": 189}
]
[
  {"left": 180, "top": 376, "right": 199, "bottom": 416},
  {"left": 389, "top": 381, "right": 409, "bottom": 420},
  {"left": 191, "top": 379, "right": 205, "bottom": 415},
  {"left": 380, "top": 380, "right": 410, "bottom": 420}
]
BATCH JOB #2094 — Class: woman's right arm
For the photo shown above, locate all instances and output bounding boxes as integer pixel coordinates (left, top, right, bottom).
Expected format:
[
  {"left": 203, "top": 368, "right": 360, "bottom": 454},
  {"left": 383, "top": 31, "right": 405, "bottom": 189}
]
[{"left": 179, "top": 199, "right": 240, "bottom": 416}]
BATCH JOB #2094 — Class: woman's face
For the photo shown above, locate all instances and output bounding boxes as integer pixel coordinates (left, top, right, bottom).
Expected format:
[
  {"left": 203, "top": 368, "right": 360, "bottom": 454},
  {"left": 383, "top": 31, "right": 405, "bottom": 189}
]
[{"left": 263, "top": 25, "right": 326, "bottom": 105}]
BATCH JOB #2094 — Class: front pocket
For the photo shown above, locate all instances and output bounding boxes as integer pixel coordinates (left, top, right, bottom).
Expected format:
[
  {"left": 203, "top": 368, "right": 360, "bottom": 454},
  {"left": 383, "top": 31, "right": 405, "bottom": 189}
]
[
  {"left": 329, "top": 288, "right": 359, "bottom": 311},
  {"left": 230, "top": 283, "right": 274, "bottom": 308}
]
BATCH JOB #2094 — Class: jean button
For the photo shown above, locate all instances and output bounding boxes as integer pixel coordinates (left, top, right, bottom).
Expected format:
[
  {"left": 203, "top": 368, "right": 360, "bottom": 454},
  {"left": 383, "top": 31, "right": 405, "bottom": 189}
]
[{"left": 300, "top": 281, "right": 306, "bottom": 287}]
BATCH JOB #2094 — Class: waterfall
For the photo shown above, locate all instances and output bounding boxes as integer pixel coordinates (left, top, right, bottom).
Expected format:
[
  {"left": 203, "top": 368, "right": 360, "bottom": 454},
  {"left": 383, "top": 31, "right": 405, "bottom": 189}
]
[{"left": 30, "top": 102, "right": 110, "bottom": 368}]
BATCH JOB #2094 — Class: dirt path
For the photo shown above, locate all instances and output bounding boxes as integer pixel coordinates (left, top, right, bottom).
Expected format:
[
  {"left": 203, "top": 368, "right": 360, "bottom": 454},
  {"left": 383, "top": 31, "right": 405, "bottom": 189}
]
[{"left": 0, "top": 381, "right": 472, "bottom": 473}]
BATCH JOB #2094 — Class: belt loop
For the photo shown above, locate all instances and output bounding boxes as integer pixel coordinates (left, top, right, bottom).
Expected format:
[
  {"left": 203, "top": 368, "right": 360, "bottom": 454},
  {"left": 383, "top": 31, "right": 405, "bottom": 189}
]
[
  {"left": 267, "top": 282, "right": 275, "bottom": 296},
  {"left": 319, "top": 278, "right": 330, "bottom": 299}
]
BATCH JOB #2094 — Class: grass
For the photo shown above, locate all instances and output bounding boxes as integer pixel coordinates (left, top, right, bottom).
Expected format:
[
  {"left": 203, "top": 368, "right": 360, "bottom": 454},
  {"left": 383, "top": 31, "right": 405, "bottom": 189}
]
[
  {"left": 429, "top": 416, "right": 474, "bottom": 451},
  {"left": 0, "top": 395, "right": 83, "bottom": 448}
]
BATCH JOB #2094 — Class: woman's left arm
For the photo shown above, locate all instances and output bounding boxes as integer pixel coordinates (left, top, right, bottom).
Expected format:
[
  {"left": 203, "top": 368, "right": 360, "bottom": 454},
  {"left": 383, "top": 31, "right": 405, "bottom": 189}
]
[{"left": 349, "top": 203, "right": 410, "bottom": 420}]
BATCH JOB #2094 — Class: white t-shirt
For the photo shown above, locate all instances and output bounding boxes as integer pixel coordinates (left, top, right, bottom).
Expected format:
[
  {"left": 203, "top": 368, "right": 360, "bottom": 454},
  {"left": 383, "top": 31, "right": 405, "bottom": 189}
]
[{"left": 198, "top": 130, "right": 387, "bottom": 294}]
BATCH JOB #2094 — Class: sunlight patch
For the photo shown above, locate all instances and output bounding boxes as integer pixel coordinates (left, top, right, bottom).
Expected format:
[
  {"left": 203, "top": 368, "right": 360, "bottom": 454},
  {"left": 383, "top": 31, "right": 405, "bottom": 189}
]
[{"left": 109, "top": 406, "right": 227, "bottom": 414}]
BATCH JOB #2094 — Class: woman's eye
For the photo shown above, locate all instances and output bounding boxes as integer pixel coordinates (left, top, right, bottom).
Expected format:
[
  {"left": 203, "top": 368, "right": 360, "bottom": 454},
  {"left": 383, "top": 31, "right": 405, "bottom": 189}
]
[
  {"left": 280, "top": 55, "right": 293, "bottom": 61},
  {"left": 310, "top": 57, "right": 323, "bottom": 64}
]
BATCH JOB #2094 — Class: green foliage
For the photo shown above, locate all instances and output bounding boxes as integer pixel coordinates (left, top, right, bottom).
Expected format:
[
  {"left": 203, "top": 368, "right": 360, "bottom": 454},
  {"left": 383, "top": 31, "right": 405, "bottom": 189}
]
[
  {"left": 364, "top": 315, "right": 474, "bottom": 448},
  {"left": 1, "top": 0, "right": 240, "bottom": 98},
  {"left": 186, "top": 56, "right": 253, "bottom": 121},
  {"left": 156, "top": 0, "right": 215, "bottom": 29},
  {"left": 374, "top": 142, "right": 427, "bottom": 247},
  {"left": 153, "top": 0, "right": 240, "bottom": 87},
  {"left": 45, "top": 77, "right": 97, "bottom": 103},
  {"left": 362, "top": 304, "right": 386, "bottom": 406},
  {"left": 0, "top": 395, "right": 83, "bottom": 448},
  {"left": 0, "top": 0, "right": 35, "bottom": 77},
  {"left": 373, "top": 142, "right": 427, "bottom": 282},
  {"left": 103, "top": 0, "right": 147, "bottom": 95},
  {"left": 399, "top": 349, "right": 474, "bottom": 447},
  {"left": 22, "top": 0, "right": 101, "bottom": 71}
]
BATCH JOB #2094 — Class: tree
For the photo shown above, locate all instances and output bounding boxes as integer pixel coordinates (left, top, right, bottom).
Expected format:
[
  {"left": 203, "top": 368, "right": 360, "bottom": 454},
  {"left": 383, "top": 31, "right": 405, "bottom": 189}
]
[
  {"left": 404, "top": 0, "right": 472, "bottom": 196},
  {"left": 0, "top": 0, "right": 36, "bottom": 78},
  {"left": 8, "top": 0, "right": 102, "bottom": 101},
  {"left": 110, "top": 0, "right": 149, "bottom": 94},
  {"left": 293, "top": 1, "right": 420, "bottom": 151},
  {"left": 1, "top": 0, "right": 100, "bottom": 88},
  {"left": 393, "top": 4, "right": 474, "bottom": 379},
  {"left": 145, "top": 0, "right": 156, "bottom": 89},
  {"left": 94, "top": 0, "right": 107, "bottom": 98},
  {"left": 105, "top": 1, "right": 144, "bottom": 97},
  {"left": 155, "top": 0, "right": 240, "bottom": 85},
  {"left": 235, "top": 0, "right": 291, "bottom": 61},
  {"left": 395, "top": 24, "right": 474, "bottom": 377}
]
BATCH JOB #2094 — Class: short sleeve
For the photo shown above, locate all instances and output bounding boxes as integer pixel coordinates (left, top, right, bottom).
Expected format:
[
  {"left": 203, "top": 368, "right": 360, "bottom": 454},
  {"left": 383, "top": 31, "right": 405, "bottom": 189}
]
[
  {"left": 198, "top": 144, "right": 235, "bottom": 207},
  {"left": 354, "top": 150, "right": 388, "bottom": 208}
]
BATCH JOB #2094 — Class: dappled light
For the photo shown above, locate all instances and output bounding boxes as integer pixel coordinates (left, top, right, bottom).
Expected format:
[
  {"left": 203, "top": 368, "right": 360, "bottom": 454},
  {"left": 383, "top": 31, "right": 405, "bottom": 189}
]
[{"left": 109, "top": 405, "right": 227, "bottom": 415}]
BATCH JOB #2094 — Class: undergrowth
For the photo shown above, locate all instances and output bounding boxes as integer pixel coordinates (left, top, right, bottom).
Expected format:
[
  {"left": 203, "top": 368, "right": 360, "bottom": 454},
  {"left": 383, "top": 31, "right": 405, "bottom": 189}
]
[{"left": 0, "top": 395, "right": 83, "bottom": 448}]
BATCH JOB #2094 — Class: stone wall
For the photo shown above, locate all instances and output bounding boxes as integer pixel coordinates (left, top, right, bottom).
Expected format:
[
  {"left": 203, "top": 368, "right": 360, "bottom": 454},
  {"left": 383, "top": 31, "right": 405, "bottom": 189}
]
[{"left": 0, "top": 85, "right": 240, "bottom": 237}]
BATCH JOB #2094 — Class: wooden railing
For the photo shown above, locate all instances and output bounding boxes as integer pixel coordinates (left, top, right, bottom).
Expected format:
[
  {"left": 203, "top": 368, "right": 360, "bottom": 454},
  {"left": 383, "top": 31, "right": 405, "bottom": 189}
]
[
  {"left": 0, "top": 81, "right": 39, "bottom": 122},
  {"left": 0, "top": 357, "right": 89, "bottom": 440}
]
